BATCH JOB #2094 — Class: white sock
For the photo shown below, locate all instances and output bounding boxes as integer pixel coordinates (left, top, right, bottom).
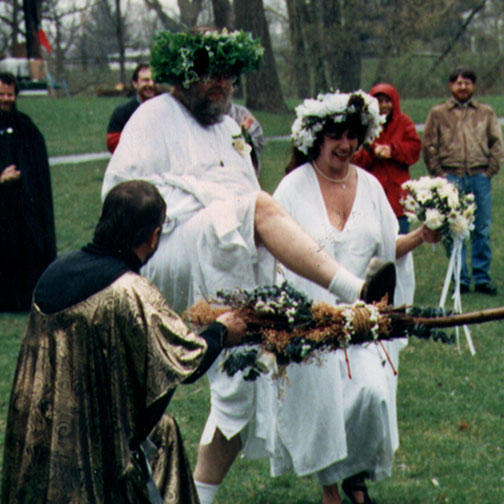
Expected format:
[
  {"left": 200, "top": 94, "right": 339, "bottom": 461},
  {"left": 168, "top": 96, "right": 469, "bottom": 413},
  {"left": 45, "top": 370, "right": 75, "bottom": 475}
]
[
  {"left": 328, "top": 267, "right": 364, "bottom": 303},
  {"left": 194, "top": 480, "right": 219, "bottom": 504}
]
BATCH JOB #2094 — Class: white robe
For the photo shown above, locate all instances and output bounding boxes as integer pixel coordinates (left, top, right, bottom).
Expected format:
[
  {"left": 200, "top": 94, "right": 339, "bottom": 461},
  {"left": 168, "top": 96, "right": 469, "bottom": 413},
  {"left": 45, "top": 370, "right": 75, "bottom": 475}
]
[
  {"left": 101, "top": 93, "right": 275, "bottom": 447},
  {"left": 102, "top": 93, "right": 274, "bottom": 313},
  {"left": 262, "top": 163, "right": 414, "bottom": 483}
]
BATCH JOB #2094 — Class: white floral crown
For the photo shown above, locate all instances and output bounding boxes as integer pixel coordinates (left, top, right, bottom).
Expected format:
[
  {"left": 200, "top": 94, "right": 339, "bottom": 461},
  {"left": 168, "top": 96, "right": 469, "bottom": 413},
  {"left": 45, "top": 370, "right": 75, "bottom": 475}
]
[{"left": 291, "top": 90, "right": 385, "bottom": 155}]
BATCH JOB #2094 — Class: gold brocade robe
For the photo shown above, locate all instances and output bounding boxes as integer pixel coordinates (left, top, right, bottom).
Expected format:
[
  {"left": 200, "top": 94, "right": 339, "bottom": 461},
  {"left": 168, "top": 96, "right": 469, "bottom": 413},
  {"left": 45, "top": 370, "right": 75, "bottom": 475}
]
[{"left": 2, "top": 272, "right": 206, "bottom": 503}]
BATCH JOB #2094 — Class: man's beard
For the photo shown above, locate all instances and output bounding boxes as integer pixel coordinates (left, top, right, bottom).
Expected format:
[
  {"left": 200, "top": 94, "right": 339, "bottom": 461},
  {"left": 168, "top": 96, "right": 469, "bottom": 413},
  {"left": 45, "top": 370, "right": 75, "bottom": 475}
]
[
  {"left": 180, "top": 87, "right": 231, "bottom": 126},
  {"left": 0, "top": 103, "right": 16, "bottom": 114},
  {"left": 138, "top": 86, "right": 156, "bottom": 102}
]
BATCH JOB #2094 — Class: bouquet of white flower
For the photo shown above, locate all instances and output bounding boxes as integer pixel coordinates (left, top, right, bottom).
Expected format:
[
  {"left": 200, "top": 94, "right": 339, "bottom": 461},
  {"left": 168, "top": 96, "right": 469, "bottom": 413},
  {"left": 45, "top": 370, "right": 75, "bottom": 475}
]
[
  {"left": 401, "top": 176, "right": 477, "bottom": 354},
  {"left": 401, "top": 176, "right": 476, "bottom": 254}
]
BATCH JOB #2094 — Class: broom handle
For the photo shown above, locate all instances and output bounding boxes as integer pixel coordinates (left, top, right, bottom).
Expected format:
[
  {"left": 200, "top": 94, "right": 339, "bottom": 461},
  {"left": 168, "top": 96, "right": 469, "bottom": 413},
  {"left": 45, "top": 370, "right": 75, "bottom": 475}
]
[{"left": 408, "top": 306, "right": 504, "bottom": 328}]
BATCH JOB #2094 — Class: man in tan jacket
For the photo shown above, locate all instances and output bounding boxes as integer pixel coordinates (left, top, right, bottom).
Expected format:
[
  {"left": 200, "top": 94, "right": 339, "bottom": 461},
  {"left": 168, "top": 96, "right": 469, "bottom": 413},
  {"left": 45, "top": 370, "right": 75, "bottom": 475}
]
[{"left": 423, "top": 67, "right": 504, "bottom": 295}]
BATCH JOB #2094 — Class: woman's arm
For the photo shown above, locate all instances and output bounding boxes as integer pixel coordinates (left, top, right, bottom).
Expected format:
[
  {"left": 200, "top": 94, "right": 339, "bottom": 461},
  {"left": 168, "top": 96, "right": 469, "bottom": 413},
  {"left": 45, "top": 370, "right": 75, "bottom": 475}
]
[{"left": 396, "top": 225, "right": 441, "bottom": 259}]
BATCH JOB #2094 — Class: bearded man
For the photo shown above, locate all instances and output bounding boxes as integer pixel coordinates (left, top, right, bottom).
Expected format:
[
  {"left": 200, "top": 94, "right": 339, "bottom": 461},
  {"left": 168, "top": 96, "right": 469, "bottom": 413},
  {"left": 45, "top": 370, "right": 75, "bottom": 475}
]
[
  {"left": 423, "top": 67, "right": 504, "bottom": 295},
  {"left": 0, "top": 71, "right": 56, "bottom": 312},
  {"left": 101, "top": 29, "right": 393, "bottom": 504}
]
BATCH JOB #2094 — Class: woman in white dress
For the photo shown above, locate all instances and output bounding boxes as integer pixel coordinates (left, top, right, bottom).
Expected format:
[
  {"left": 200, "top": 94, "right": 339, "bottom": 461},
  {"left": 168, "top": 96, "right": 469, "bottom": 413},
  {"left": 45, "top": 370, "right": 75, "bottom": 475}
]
[{"left": 263, "top": 91, "right": 439, "bottom": 504}]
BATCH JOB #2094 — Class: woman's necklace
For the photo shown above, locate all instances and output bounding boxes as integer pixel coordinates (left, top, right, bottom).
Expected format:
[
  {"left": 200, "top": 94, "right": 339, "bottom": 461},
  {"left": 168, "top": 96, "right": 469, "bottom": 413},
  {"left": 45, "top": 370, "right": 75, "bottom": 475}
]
[{"left": 311, "top": 160, "right": 352, "bottom": 189}]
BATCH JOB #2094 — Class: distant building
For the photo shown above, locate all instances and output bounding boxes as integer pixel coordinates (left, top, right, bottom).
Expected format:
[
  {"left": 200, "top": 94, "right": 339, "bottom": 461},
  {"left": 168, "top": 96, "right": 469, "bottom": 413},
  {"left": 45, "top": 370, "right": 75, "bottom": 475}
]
[{"left": 0, "top": 56, "right": 48, "bottom": 95}]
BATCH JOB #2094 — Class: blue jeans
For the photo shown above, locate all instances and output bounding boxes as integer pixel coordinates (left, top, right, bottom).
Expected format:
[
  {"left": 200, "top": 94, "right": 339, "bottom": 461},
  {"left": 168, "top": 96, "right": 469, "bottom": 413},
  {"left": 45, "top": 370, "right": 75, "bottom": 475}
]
[
  {"left": 397, "top": 216, "right": 410, "bottom": 235},
  {"left": 446, "top": 173, "right": 492, "bottom": 286}
]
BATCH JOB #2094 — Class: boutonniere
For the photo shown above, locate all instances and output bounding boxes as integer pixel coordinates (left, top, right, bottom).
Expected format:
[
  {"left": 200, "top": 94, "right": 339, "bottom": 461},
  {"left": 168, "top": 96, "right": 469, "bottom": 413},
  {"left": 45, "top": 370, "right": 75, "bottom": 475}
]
[{"left": 232, "top": 131, "right": 252, "bottom": 157}]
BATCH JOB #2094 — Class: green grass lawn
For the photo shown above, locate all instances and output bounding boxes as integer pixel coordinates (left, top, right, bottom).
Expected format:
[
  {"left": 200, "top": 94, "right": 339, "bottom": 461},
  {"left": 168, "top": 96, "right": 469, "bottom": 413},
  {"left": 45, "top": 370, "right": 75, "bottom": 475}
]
[
  {"left": 1, "top": 97, "right": 503, "bottom": 503},
  {"left": 15, "top": 92, "right": 504, "bottom": 158}
]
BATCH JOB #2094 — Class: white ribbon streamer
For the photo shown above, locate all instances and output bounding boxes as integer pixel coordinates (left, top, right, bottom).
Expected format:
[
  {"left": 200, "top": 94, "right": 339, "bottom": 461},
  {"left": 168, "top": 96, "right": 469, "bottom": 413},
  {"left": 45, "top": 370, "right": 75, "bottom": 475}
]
[{"left": 439, "top": 237, "right": 476, "bottom": 355}]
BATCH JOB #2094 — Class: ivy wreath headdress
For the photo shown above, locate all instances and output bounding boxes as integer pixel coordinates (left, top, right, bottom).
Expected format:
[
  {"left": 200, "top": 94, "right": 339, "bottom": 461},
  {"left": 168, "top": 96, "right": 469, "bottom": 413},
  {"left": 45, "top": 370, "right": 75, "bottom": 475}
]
[
  {"left": 151, "top": 29, "right": 264, "bottom": 88},
  {"left": 291, "top": 90, "right": 386, "bottom": 155}
]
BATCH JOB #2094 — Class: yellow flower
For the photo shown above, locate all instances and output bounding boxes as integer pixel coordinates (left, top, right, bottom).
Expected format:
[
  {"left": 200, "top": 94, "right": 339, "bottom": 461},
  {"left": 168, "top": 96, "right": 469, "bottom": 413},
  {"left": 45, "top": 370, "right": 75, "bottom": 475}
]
[{"left": 232, "top": 136, "right": 252, "bottom": 157}]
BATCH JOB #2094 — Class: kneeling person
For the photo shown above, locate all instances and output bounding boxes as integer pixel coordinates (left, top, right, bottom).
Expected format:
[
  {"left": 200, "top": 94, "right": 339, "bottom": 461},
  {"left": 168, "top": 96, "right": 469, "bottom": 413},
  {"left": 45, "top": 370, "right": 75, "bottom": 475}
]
[{"left": 1, "top": 180, "right": 246, "bottom": 504}]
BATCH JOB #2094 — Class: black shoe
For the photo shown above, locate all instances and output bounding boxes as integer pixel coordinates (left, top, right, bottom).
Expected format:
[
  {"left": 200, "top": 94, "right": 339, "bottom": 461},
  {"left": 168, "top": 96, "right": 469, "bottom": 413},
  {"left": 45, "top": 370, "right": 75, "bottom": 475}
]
[
  {"left": 360, "top": 260, "right": 396, "bottom": 304},
  {"left": 474, "top": 283, "right": 497, "bottom": 296},
  {"left": 460, "top": 284, "right": 470, "bottom": 294},
  {"left": 342, "top": 472, "right": 376, "bottom": 504}
]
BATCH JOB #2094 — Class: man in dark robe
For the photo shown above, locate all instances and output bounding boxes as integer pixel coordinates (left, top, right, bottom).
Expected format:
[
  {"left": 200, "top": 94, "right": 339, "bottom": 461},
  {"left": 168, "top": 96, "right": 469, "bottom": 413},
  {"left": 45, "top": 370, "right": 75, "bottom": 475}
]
[
  {"left": 1, "top": 180, "right": 246, "bottom": 503},
  {"left": 0, "top": 72, "right": 56, "bottom": 312},
  {"left": 106, "top": 63, "right": 158, "bottom": 153}
]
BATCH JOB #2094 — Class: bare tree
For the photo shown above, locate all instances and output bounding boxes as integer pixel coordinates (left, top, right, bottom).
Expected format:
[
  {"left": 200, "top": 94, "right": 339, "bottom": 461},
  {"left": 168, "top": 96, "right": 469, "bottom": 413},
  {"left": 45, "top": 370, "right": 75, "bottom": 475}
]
[
  {"left": 114, "top": 0, "right": 126, "bottom": 82},
  {"left": 284, "top": 0, "right": 362, "bottom": 94},
  {"left": 211, "top": 0, "right": 231, "bottom": 29},
  {"left": 428, "top": 0, "right": 487, "bottom": 73},
  {"left": 143, "top": 0, "right": 204, "bottom": 29},
  {"left": 78, "top": 1, "right": 118, "bottom": 67},
  {"left": 178, "top": 0, "right": 204, "bottom": 27},
  {"left": 142, "top": 0, "right": 183, "bottom": 31},
  {"left": 42, "top": 0, "right": 89, "bottom": 81},
  {"left": 234, "top": 0, "right": 288, "bottom": 112},
  {"left": 285, "top": 0, "right": 311, "bottom": 97},
  {"left": 23, "top": 0, "right": 42, "bottom": 58},
  {"left": 0, "top": 0, "right": 22, "bottom": 53}
]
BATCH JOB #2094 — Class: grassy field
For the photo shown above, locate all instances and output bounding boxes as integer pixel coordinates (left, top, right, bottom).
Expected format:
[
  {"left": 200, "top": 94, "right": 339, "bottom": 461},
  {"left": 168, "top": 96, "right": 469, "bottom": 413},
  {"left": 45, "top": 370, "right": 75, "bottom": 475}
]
[{"left": 1, "top": 96, "right": 503, "bottom": 503}]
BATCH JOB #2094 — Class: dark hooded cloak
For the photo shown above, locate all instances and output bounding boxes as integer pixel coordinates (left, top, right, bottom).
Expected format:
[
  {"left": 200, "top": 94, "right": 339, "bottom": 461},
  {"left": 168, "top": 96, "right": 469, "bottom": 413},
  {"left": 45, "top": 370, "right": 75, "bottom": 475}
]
[{"left": 0, "top": 109, "right": 56, "bottom": 312}]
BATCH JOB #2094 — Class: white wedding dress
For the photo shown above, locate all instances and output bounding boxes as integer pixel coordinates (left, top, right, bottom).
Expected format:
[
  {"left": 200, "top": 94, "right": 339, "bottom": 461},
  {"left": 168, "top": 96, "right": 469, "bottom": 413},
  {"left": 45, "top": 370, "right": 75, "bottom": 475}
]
[{"left": 257, "top": 163, "right": 414, "bottom": 483}]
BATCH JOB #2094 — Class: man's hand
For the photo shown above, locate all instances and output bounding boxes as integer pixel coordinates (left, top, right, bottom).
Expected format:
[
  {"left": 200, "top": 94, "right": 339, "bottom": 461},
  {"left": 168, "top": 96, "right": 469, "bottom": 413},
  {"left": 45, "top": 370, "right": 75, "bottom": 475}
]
[
  {"left": 240, "top": 114, "right": 254, "bottom": 131},
  {"left": 0, "top": 164, "right": 21, "bottom": 184},
  {"left": 374, "top": 144, "right": 392, "bottom": 159},
  {"left": 216, "top": 311, "right": 247, "bottom": 346}
]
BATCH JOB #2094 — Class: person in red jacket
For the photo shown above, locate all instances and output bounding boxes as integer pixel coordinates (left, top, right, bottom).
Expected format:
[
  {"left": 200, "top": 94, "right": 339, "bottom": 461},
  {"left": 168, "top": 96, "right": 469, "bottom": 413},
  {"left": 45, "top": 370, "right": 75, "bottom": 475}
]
[{"left": 354, "top": 83, "right": 421, "bottom": 234}]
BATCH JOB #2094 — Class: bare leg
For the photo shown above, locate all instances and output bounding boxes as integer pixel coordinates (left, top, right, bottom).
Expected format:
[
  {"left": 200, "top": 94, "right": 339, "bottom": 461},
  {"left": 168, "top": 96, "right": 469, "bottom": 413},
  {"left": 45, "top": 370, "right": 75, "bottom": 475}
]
[
  {"left": 254, "top": 191, "right": 363, "bottom": 299},
  {"left": 194, "top": 193, "right": 372, "bottom": 495},
  {"left": 193, "top": 428, "right": 242, "bottom": 484},
  {"left": 322, "top": 484, "right": 343, "bottom": 504},
  {"left": 255, "top": 191, "right": 346, "bottom": 288}
]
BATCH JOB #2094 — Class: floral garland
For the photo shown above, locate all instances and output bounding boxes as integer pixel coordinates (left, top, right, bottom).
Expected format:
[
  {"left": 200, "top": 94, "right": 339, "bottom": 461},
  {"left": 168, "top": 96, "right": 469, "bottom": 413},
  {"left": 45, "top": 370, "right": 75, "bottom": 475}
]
[
  {"left": 150, "top": 29, "right": 264, "bottom": 88},
  {"left": 290, "top": 90, "right": 385, "bottom": 155},
  {"left": 401, "top": 176, "right": 476, "bottom": 254},
  {"left": 184, "top": 282, "right": 453, "bottom": 381}
]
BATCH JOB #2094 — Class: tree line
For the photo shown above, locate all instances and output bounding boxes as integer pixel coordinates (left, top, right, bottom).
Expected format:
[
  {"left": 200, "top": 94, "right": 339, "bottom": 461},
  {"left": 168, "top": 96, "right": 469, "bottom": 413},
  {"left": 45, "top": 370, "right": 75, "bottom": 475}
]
[{"left": 2, "top": 0, "right": 504, "bottom": 109}]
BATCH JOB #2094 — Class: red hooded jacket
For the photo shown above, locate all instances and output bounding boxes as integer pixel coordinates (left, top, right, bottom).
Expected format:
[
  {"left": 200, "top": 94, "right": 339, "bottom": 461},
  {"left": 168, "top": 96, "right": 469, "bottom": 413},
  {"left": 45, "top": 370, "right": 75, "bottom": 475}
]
[{"left": 353, "top": 83, "right": 421, "bottom": 217}]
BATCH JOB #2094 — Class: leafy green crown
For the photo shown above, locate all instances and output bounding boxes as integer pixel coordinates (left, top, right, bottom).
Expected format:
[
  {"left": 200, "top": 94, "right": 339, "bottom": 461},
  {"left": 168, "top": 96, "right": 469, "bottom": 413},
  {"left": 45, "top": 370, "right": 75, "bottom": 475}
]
[{"left": 151, "top": 29, "right": 264, "bottom": 88}]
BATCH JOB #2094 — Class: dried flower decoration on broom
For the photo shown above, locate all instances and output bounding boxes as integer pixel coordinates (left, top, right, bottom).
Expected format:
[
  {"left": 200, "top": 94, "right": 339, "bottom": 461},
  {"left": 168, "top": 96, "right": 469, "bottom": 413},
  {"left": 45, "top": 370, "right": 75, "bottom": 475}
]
[{"left": 184, "top": 282, "right": 458, "bottom": 381}]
